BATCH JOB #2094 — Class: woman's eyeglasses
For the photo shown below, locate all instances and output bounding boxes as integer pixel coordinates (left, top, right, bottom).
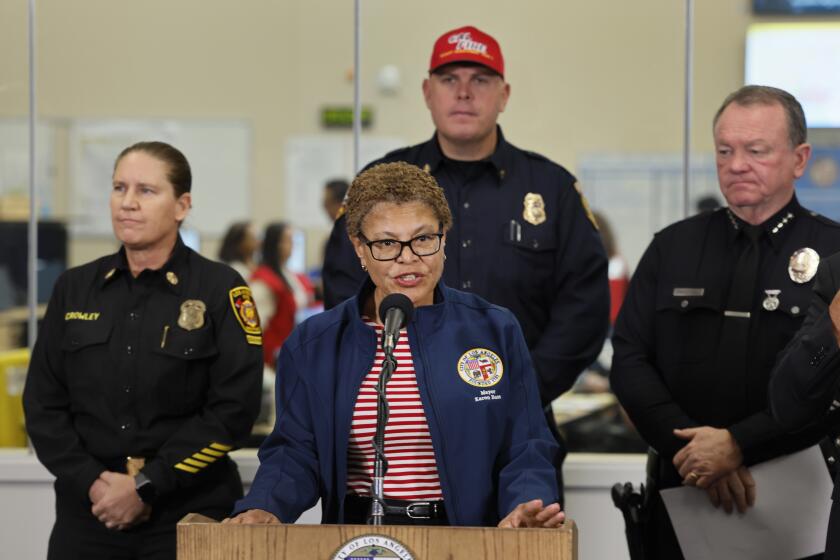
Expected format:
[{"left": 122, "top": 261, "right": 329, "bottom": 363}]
[{"left": 360, "top": 233, "right": 444, "bottom": 261}]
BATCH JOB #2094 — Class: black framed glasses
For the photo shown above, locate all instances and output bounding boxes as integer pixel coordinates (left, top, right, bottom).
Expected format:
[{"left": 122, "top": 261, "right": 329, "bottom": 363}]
[{"left": 361, "top": 232, "right": 444, "bottom": 261}]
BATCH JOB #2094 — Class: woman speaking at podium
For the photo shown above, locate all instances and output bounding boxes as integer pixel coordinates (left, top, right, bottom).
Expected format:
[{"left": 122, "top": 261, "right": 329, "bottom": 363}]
[{"left": 227, "top": 162, "right": 564, "bottom": 527}]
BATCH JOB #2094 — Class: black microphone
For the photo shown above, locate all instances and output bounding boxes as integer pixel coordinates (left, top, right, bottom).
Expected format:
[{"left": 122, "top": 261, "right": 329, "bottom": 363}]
[
  {"left": 368, "top": 293, "right": 414, "bottom": 526},
  {"left": 378, "top": 293, "right": 414, "bottom": 354}
]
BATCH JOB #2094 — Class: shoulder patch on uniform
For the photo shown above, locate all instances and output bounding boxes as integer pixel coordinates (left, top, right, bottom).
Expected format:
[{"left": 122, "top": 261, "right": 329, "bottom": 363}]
[
  {"left": 229, "top": 286, "right": 262, "bottom": 343},
  {"left": 574, "top": 181, "right": 599, "bottom": 231}
]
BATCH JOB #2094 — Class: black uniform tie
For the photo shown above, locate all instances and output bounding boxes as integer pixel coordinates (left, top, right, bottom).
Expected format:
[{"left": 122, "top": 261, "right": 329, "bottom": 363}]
[{"left": 719, "top": 224, "right": 762, "bottom": 376}]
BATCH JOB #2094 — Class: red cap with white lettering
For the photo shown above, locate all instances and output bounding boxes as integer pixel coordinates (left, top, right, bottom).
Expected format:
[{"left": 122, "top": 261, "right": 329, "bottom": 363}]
[{"left": 428, "top": 25, "right": 504, "bottom": 77}]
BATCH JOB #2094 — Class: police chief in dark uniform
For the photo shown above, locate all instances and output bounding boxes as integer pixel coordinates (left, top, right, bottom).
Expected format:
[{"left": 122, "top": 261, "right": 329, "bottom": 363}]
[
  {"left": 611, "top": 86, "right": 840, "bottom": 559},
  {"left": 770, "top": 250, "right": 840, "bottom": 560},
  {"left": 322, "top": 26, "right": 609, "bottom": 500},
  {"left": 23, "top": 141, "right": 263, "bottom": 560}
]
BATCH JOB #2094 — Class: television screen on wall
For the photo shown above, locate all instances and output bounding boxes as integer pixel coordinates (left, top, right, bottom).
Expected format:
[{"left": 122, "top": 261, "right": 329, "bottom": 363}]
[
  {"left": 745, "top": 23, "right": 840, "bottom": 128},
  {"left": 754, "top": 0, "right": 840, "bottom": 14}
]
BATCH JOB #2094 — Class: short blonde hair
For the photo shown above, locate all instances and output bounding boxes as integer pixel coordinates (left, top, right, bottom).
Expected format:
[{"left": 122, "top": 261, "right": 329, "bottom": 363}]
[{"left": 345, "top": 162, "right": 453, "bottom": 238}]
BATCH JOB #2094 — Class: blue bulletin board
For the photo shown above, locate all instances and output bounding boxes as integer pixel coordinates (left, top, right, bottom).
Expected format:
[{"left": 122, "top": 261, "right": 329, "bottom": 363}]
[
  {"left": 754, "top": 0, "right": 840, "bottom": 14},
  {"left": 796, "top": 147, "right": 840, "bottom": 221}
]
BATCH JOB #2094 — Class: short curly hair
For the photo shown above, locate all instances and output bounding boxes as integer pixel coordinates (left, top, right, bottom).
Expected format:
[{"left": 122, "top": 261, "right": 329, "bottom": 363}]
[{"left": 345, "top": 162, "right": 453, "bottom": 238}]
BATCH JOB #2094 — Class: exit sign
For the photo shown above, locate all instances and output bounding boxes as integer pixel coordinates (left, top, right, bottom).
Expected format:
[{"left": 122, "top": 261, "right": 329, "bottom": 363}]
[{"left": 321, "top": 106, "right": 373, "bottom": 129}]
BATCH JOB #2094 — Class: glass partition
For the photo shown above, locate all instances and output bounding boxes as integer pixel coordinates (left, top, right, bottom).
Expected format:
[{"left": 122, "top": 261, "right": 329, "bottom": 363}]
[
  {"left": 0, "top": 1, "right": 34, "bottom": 448},
  {"left": 15, "top": 0, "right": 835, "bottom": 453}
]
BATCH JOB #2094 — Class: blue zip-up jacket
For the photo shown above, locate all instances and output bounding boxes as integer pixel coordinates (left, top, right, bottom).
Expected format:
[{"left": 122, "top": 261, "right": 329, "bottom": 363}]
[{"left": 232, "top": 281, "right": 559, "bottom": 526}]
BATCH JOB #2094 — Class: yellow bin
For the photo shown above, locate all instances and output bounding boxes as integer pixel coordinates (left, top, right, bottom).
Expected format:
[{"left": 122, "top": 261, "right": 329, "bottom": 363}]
[{"left": 0, "top": 348, "right": 29, "bottom": 447}]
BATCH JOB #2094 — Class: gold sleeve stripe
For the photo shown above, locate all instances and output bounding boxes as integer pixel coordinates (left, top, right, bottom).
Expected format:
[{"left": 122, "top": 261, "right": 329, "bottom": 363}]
[
  {"left": 184, "top": 457, "right": 208, "bottom": 468},
  {"left": 193, "top": 452, "right": 217, "bottom": 463},
  {"left": 201, "top": 447, "right": 225, "bottom": 457},
  {"left": 246, "top": 334, "right": 263, "bottom": 346},
  {"left": 210, "top": 442, "right": 233, "bottom": 452},
  {"left": 175, "top": 463, "right": 200, "bottom": 474}
]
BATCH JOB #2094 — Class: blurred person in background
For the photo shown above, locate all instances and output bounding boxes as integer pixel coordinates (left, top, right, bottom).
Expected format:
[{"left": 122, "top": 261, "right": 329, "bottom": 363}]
[
  {"left": 314, "top": 179, "right": 351, "bottom": 303},
  {"left": 695, "top": 194, "right": 722, "bottom": 214},
  {"left": 593, "top": 210, "right": 629, "bottom": 327},
  {"left": 575, "top": 210, "right": 627, "bottom": 393},
  {"left": 323, "top": 178, "right": 349, "bottom": 222},
  {"left": 218, "top": 221, "right": 259, "bottom": 280},
  {"left": 251, "top": 223, "right": 297, "bottom": 369}
]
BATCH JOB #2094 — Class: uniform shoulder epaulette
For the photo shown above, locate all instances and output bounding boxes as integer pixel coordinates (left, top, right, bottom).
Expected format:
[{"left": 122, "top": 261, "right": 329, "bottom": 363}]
[
  {"left": 382, "top": 146, "right": 412, "bottom": 159},
  {"left": 806, "top": 210, "right": 840, "bottom": 228},
  {"left": 521, "top": 149, "right": 573, "bottom": 179},
  {"left": 655, "top": 209, "right": 715, "bottom": 239},
  {"left": 522, "top": 149, "right": 551, "bottom": 163},
  {"left": 194, "top": 250, "right": 239, "bottom": 280}
]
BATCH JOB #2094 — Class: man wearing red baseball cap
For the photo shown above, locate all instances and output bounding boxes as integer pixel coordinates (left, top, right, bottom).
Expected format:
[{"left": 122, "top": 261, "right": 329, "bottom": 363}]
[{"left": 323, "top": 25, "right": 609, "bottom": 511}]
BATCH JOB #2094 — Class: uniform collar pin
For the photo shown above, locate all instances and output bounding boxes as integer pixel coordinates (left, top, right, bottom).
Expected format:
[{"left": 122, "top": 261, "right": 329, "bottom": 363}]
[
  {"left": 166, "top": 271, "right": 179, "bottom": 286},
  {"left": 726, "top": 209, "right": 740, "bottom": 231},
  {"left": 771, "top": 212, "right": 795, "bottom": 235}
]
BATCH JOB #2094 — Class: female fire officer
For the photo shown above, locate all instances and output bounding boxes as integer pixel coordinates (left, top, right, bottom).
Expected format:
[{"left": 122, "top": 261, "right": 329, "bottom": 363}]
[
  {"left": 226, "top": 161, "right": 564, "bottom": 527},
  {"left": 23, "top": 141, "right": 263, "bottom": 559}
]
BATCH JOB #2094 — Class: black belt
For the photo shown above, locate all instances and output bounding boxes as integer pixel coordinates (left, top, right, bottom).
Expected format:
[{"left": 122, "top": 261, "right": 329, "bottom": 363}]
[
  {"left": 344, "top": 494, "right": 447, "bottom": 524},
  {"left": 383, "top": 501, "right": 444, "bottom": 519}
]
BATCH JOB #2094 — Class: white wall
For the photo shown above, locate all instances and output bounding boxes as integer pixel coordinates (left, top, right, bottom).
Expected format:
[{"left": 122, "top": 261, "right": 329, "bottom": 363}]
[{"left": 0, "top": 450, "right": 645, "bottom": 560}]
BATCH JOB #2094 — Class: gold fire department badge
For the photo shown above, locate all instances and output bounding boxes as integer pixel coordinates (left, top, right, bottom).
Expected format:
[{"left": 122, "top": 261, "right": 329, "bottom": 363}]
[{"left": 178, "top": 300, "right": 206, "bottom": 331}]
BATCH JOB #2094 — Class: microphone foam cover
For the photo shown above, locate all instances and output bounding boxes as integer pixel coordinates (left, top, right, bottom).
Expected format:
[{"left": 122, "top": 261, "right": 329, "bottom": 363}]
[{"left": 378, "top": 293, "right": 414, "bottom": 327}]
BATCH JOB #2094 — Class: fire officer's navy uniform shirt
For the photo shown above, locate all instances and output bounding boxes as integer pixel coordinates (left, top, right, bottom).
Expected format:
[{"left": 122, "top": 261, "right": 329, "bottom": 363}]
[
  {"left": 23, "top": 235, "right": 263, "bottom": 524},
  {"left": 323, "top": 127, "right": 609, "bottom": 403}
]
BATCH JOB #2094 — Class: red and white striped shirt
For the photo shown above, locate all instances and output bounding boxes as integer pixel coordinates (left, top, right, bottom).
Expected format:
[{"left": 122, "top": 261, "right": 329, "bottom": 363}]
[{"left": 346, "top": 322, "right": 443, "bottom": 501}]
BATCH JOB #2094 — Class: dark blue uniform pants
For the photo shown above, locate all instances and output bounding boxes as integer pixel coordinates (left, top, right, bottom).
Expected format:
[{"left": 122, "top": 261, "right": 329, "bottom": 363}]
[
  {"left": 47, "top": 462, "right": 241, "bottom": 560},
  {"left": 48, "top": 510, "right": 176, "bottom": 560}
]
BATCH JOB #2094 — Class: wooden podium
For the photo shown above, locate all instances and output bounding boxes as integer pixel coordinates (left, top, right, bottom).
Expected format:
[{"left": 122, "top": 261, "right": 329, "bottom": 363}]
[{"left": 178, "top": 514, "right": 577, "bottom": 560}]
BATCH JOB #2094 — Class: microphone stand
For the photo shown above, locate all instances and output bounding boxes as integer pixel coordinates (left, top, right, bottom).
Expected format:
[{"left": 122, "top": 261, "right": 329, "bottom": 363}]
[{"left": 368, "top": 333, "right": 399, "bottom": 525}]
